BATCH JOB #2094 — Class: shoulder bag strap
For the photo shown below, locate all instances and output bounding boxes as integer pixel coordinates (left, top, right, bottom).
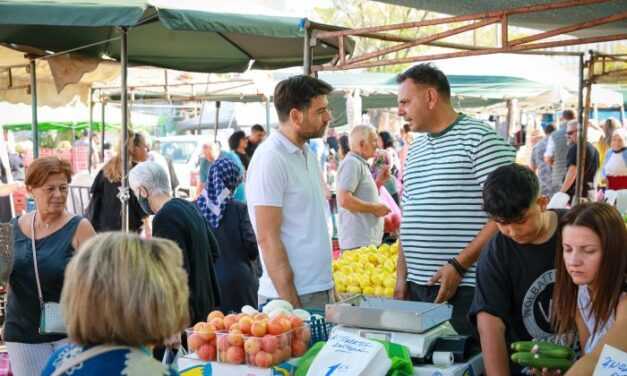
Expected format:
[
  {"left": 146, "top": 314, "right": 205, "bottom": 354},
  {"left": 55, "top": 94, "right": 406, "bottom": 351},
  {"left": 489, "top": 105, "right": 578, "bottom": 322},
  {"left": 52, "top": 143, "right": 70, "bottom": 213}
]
[
  {"left": 30, "top": 212, "right": 44, "bottom": 308},
  {"left": 50, "top": 345, "right": 132, "bottom": 376}
]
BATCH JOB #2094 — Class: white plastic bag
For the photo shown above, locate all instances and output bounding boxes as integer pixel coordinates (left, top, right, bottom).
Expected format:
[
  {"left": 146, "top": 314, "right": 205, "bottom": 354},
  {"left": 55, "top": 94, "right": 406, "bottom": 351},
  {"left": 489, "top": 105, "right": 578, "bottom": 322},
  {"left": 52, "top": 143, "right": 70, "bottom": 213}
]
[{"left": 306, "top": 330, "right": 391, "bottom": 376}]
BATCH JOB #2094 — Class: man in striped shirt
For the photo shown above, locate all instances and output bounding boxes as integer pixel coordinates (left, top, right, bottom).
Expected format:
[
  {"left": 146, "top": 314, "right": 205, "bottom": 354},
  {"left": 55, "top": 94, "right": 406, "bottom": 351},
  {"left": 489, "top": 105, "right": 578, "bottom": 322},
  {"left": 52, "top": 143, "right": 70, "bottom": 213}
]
[{"left": 395, "top": 64, "right": 516, "bottom": 336}]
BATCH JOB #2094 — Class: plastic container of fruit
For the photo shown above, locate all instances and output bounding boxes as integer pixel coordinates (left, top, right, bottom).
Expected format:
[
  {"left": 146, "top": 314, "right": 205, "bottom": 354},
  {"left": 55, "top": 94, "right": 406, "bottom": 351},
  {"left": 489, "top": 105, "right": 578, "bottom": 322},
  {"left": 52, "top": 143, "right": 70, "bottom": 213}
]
[
  {"left": 241, "top": 330, "right": 292, "bottom": 368},
  {"left": 185, "top": 326, "right": 218, "bottom": 362}
]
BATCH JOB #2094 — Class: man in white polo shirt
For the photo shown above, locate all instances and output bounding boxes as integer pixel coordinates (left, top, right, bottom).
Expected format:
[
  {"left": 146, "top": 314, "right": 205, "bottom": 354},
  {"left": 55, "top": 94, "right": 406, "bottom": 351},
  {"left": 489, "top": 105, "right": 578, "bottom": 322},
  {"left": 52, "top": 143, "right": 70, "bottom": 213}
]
[{"left": 246, "top": 75, "right": 334, "bottom": 309}]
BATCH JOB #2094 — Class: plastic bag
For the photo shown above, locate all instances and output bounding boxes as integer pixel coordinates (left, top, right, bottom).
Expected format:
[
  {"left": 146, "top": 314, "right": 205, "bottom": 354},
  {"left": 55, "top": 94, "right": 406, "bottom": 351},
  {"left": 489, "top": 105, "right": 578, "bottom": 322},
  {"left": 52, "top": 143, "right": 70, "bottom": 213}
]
[{"left": 380, "top": 186, "right": 401, "bottom": 233}]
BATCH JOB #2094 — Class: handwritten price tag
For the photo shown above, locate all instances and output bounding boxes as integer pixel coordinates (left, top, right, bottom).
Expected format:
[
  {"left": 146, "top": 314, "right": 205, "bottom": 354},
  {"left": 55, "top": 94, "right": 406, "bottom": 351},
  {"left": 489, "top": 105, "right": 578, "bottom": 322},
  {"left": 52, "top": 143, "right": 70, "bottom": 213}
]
[{"left": 593, "top": 345, "right": 627, "bottom": 376}]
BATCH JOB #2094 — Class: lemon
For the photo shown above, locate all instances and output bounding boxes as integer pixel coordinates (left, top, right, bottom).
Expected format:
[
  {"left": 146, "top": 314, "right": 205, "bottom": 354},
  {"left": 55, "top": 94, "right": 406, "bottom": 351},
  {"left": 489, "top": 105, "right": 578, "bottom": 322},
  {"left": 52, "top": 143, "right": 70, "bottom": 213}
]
[
  {"left": 384, "top": 287, "right": 394, "bottom": 297},
  {"left": 363, "top": 286, "right": 375, "bottom": 296},
  {"left": 336, "top": 283, "right": 347, "bottom": 293},
  {"left": 383, "top": 277, "right": 396, "bottom": 288},
  {"left": 347, "top": 285, "right": 361, "bottom": 294}
]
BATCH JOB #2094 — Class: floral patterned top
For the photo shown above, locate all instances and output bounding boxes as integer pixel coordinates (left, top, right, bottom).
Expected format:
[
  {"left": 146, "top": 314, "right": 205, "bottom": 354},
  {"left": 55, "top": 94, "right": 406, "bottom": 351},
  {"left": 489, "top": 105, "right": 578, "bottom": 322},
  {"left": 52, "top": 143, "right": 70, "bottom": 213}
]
[{"left": 41, "top": 344, "right": 178, "bottom": 376}]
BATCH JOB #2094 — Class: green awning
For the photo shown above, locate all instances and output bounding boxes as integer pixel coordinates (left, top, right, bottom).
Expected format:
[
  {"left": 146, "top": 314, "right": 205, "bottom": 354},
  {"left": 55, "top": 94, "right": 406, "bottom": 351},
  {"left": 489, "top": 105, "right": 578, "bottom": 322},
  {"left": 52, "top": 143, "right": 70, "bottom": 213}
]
[
  {"left": 0, "top": 0, "right": 351, "bottom": 72},
  {"left": 3, "top": 121, "right": 118, "bottom": 132}
]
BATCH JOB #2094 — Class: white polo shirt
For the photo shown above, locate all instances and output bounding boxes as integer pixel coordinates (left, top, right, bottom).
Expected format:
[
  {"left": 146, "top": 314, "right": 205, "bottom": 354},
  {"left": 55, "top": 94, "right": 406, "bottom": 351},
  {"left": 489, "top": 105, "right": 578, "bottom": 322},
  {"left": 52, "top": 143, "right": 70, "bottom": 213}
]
[{"left": 246, "top": 130, "right": 333, "bottom": 298}]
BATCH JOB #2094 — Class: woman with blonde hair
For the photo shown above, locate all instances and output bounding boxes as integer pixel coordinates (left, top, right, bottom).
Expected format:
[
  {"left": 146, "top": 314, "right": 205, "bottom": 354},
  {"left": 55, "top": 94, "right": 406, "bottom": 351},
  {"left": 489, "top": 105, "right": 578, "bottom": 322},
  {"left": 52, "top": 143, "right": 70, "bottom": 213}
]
[
  {"left": 86, "top": 130, "right": 148, "bottom": 232},
  {"left": 41, "top": 232, "right": 189, "bottom": 376}
]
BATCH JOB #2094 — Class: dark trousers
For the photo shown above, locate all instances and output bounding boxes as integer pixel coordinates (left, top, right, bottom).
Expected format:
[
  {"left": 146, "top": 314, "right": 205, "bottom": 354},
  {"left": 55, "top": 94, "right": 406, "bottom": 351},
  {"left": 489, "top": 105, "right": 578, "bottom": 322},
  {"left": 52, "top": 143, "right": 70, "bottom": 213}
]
[{"left": 407, "top": 282, "right": 476, "bottom": 338}]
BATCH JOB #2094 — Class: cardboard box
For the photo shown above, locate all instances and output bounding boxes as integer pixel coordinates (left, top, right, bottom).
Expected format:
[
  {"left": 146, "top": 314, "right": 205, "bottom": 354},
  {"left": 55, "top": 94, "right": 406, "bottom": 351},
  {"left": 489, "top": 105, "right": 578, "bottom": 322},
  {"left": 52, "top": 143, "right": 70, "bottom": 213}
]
[
  {"left": 178, "top": 354, "right": 298, "bottom": 376},
  {"left": 413, "top": 353, "right": 484, "bottom": 376}
]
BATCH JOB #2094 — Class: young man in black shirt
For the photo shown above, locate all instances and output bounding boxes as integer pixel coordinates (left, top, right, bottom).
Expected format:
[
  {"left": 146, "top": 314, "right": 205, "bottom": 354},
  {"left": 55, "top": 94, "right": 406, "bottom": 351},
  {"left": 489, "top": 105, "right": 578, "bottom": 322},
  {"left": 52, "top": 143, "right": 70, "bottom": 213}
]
[{"left": 469, "top": 164, "right": 566, "bottom": 375}]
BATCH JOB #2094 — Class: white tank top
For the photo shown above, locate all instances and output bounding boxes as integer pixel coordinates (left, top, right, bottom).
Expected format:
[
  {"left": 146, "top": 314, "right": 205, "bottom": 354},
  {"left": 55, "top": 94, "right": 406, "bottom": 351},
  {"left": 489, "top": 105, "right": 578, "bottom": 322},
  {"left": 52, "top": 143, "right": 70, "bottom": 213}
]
[{"left": 577, "top": 285, "right": 626, "bottom": 353}]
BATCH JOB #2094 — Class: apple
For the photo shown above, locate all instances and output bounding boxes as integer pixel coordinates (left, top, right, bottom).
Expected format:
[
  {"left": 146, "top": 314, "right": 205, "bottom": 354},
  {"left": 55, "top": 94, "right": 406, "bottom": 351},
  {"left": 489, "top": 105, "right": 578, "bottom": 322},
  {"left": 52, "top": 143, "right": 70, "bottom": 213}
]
[
  {"left": 292, "top": 339, "right": 307, "bottom": 357},
  {"left": 294, "top": 326, "right": 311, "bottom": 343},
  {"left": 223, "top": 314, "right": 238, "bottom": 330},
  {"left": 253, "top": 313, "right": 269, "bottom": 321},
  {"left": 251, "top": 320, "right": 268, "bottom": 337},
  {"left": 239, "top": 316, "right": 253, "bottom": 335},
  {"left": 228, "top": 331, "right": 244, "bottom": 347},
  {"left": 288, "top": 315, "right": 304, "bottom": 329},
  {"left": 255, "top": 351, "right": 273, "bottom": 368},
  {"left": 207, "top": 310, "right": 225, "bottom": 321},
  {"left": 217, "top": 334, "right": 230, "bottom": 351},
  {"left": 279, "top": 317, "right": 292, "bottom": 332},
  {"left": 261, "top": 334, "right": 279, "bottom": 353},
  {"left": 278, "top": 333, "right": 289, "bottom": 349},
  {"left": 229, "top": 323, "right": 241, "bottom": 333},
  {"left": 267, "top": 318, "right": 284, "bottom": 336},
  {"left": 226, "top": 346, "right": 245, "bottom": 364},
  {"left": 197, "top": 343, "right": 216, "bottom": 362},
  {"left": 209, "top": 317, "right": 225, "bottom": 331},
  {"left": 193, "top": 322, "right": 215, "bottom": 341},
  {"left": 244, "top": 337, "right": 262, "bottom": 355},
  {"left": 187, "top": 333, "right": 204, "bottom": 352}
]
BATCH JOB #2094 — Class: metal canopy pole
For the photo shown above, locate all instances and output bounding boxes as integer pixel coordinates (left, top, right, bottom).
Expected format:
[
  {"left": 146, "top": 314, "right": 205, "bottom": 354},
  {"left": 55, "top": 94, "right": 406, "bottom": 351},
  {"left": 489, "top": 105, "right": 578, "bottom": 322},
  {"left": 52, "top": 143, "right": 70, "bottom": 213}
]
[
  {"left": 101, "top": 98, "right": 106, "bottom": 161},
  {"left": 303, "top": 19, "right": 312, "bottom": 76},
  {"left": 574, "top": 51, "right": 595, "bottom": 205},
  {"left": 88, "top": 87, "right": 94, "bottom": 173},
  {"left": 29, "top": 59, "right": 39, "bottom": 158},
  {"left": 578, "top": 53, "right": 585, "bottom": 125},
  {"left": 214, "top": 101, "right": 221, "bottom": 140},
  {"left": 120, "top": 28, "right": 130, "bottom": 232}
]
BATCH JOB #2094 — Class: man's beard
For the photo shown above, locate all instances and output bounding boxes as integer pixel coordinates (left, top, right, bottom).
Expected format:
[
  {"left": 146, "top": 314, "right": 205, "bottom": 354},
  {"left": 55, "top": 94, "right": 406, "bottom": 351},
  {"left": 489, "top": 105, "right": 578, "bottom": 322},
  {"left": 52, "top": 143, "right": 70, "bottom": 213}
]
[{"left": 299, "top": 122, "right": 328, "bottom": 140}]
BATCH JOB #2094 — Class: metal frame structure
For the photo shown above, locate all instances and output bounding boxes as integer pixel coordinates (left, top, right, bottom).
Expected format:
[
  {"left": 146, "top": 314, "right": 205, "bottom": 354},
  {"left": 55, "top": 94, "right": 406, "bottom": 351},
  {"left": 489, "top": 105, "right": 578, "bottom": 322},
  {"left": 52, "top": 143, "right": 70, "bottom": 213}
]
[
  {"left": 301, "top": 0, "right": 627, "bottom": 204},
  {"left": 302, "top": 0, "right": 627, "bottom": 74},
  {"left": 575, "top": 51, "right": 627, "bottom": 204}
]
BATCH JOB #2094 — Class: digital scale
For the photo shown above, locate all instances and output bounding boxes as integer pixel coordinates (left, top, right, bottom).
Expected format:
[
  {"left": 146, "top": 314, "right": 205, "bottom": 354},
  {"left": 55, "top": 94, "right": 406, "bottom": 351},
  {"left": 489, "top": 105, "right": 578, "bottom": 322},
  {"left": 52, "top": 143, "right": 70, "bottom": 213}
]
[{"left": 325, "top": 296, "right": 473, "bottom": 361}]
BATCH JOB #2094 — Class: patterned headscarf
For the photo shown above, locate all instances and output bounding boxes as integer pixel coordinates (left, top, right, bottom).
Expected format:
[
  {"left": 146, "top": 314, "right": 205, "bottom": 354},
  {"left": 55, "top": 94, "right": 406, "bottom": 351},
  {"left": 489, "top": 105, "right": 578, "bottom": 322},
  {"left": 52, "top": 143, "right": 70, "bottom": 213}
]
[{"left": 197, "top": 157, "right": 242, "bottom": 228}]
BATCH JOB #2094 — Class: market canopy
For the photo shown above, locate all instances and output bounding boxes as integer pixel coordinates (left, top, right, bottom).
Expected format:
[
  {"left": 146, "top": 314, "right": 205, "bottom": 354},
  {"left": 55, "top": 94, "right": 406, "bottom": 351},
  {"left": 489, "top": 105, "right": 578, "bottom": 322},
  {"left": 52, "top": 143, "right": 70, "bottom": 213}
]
[
  {"left": 371, "top": 0, "right": 627, "bottom": 38},
  {"left": 0, "top": 0, "right": 352, "bottom": 72}
]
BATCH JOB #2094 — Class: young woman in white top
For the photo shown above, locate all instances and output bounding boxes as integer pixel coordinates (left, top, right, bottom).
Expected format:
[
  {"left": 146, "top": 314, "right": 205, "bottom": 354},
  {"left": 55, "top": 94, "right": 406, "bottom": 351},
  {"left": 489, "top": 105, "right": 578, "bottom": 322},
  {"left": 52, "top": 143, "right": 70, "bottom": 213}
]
[{"left": 550, "top": 203, "right": 627, "bottom": 375}]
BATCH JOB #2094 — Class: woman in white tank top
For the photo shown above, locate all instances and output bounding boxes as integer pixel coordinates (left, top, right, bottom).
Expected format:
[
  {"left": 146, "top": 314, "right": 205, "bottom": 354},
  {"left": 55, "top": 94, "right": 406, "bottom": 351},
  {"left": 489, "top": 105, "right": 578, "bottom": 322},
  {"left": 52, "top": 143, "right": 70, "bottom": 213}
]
[{"left": 550, "top": 203, "right": 627, "bottom": 374}]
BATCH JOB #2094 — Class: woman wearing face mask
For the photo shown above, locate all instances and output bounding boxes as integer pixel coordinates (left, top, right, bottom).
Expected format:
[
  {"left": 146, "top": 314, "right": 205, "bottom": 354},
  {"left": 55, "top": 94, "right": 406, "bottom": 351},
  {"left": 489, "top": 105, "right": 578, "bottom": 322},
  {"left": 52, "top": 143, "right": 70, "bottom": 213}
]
[
  {"left": 86, "top": 130, "right": 149, "bottom": 233},
  {"left": 600, "top": 128, "right": 627, "bottom": 190},
  {"left": 547, "top": 203, "right": 627, "bottom": 375}
]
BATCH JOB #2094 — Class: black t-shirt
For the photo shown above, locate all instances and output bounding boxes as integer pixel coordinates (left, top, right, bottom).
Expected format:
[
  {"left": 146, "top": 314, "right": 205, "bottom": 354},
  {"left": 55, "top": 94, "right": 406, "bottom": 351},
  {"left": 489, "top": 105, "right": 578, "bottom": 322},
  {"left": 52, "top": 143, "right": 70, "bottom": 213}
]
[
  {"left": 153, "top": 198, "right": 221, "bottom": 324},
  {"left": 469, "top": 210, "right": 566, "bottom": 373},
  {"left": 236, "top": 151, "right": 250, "bottom": 170},
  {"left": 565, "top": 142, "right": 599, "bottom": 196}
]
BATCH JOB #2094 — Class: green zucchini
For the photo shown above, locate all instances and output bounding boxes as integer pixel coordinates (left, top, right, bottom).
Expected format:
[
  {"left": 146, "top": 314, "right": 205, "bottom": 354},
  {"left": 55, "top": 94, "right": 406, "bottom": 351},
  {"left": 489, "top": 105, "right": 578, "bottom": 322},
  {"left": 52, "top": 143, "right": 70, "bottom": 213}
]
[
  {"left": 511, "top": 352, "right": 573, "bottom": 371},
  {"left": 511, "top": 341, "right": 574, "bottom": 358}
]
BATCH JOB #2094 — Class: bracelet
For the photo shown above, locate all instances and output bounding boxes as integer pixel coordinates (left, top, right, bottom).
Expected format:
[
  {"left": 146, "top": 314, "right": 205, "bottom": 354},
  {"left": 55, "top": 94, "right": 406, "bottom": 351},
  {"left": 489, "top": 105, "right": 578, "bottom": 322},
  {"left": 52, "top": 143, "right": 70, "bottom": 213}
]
[{"left": 447, "top": 258, "right": 467, "bottom": 277}]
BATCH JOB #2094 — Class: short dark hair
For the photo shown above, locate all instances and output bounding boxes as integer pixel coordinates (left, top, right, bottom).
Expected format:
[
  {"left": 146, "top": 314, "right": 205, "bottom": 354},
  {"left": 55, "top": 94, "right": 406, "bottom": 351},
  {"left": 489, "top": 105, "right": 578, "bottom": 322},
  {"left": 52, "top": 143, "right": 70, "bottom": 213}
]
[
  {"left": 378, "top": 131, "right": 394, "bottom": 149},
  {"left": 228, "top": 130, "right": 246, "bottom": 151},
  {"left": 251, "top": 124, "right": 265, "bottom": 133},
  {"left": 482, "top": 164, "right": 539, "bottom": 223},
  {"left": 273, "top": 75, "right": 333, "bottom": 122},
  {"left": 339, "top": 134, "right": 350, "bottom": 156},
  {"left": 544, "top": 124, "right": 556, "bottom": 136},
  {"left": 396, "top": 63, "right": 451, "bottom": 99},
  {"left": 562, "top": 109, "right": 575, "bottom": 121}
]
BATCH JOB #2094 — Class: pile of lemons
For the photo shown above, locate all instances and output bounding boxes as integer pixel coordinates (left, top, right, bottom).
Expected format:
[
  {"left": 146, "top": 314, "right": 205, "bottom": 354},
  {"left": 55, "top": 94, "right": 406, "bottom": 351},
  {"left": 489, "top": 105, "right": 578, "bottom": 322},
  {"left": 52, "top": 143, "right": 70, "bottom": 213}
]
[{"left": 333, "top": 242, "right": 398, "bottom": 297}]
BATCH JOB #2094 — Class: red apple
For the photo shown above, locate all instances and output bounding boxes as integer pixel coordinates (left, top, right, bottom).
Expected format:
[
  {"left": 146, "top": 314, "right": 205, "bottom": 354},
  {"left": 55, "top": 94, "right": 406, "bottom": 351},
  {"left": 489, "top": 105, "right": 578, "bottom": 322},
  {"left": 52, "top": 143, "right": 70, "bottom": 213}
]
[
  {"left": 217, "top": 334, "right": 230, "bottom": 351},
  {"left": 187, "top": 333, "right": 204, "bottom": 352},
  {"left": 261, "top": 334, "right": 279, "bottom": 353},
  {"left": 226, "top": 346, "right": 245, "bottom": 364},
  {"left": 239, "top": 316, "right": 253, "bottom": 335},
  {"left": 197, "top": 343, "right": 216, "bottom": 362},
  {"left": 209, "top": 317, "right": 225, "bottom": 331},
  {"left": 267, "top": 318, "right": 284, "bottom": 336},
  {"left": 292, "top": 339, "right": 307, "bottom": 357},
  {"left": 223, "top": 314, "right": 238, "bottom": 330},
  {"left": 244, "top": 337, "right": 262, "bottom": 355},
  {"left": 193, "top": 322, "right": 216, "bottom": 341},
  {"left": 251, "top": 320, "right": 268, "bottom": 337},
  {"left": 207, "top": 310, "right": 225, "bottom": 321},
  {"left": 228, "top": 331, "right": 244, "bottom": 347},
  {"left": 255, "top": 351, "right": 273, "bottom": 368},
  {"left": 288, "top": 315, "right": 304, "bottom": 329}
]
